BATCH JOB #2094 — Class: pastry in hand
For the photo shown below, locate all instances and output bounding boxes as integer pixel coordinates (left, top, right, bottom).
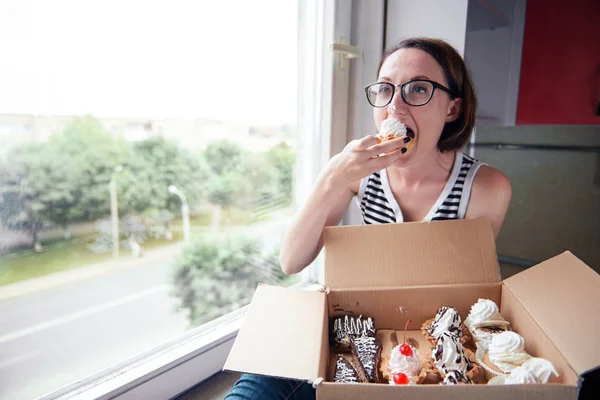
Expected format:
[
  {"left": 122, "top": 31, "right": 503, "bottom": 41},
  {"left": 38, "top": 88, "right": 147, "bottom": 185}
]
[{"left": 375, "top": 118, "right": 415, "bottom": 155}]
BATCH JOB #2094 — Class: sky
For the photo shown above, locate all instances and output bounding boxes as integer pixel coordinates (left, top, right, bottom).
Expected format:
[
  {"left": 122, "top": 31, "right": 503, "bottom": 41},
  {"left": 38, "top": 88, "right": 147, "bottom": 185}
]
[{"left": 0, "top": 0, "right": 298, "bottom": 125}]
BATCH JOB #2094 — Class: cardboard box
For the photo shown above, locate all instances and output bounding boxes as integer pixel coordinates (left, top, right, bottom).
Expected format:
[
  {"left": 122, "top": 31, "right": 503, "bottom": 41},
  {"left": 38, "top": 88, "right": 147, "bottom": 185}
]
[{"left": 224, "top": 219, "right": 600, "bottom": 399}]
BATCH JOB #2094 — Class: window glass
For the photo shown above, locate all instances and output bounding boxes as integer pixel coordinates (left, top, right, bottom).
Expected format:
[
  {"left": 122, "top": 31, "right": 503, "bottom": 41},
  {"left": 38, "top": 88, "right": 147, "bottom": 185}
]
[{"left": 0, "top": 1, "right": 299, "bottom": 399}]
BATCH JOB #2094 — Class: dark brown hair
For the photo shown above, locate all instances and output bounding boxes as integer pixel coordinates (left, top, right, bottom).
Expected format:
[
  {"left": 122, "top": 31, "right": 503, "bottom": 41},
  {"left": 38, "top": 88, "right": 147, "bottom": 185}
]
[{"left": 378, "top": 38, "right": 477, "bottom": 152}]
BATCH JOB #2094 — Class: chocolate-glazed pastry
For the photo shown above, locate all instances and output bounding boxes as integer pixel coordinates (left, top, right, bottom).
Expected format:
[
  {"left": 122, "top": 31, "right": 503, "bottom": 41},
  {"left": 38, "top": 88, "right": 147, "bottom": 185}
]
[
  {"left": 331, "top": 315, "right": 375, "bottom": 351},
  {"left": 441, "top": 369, "right": 473, "bottom": 385},
  {"left": 426, "top": 307, "right": 463, "bottom": 339},
  {"left": 333, "top": 355, "right": 360, "bottom": 383},
  {"left": 422, "top": 306, "right": 472, "bottom": 346},
  {"left": 431, "top": 331, "right": 481, "bottom": 381},
  {"left": 349, "top": 335, "right": 382, "bottom": 383},
  {"left": 432, "top": 332, "right": 472, "bottom": 375}
]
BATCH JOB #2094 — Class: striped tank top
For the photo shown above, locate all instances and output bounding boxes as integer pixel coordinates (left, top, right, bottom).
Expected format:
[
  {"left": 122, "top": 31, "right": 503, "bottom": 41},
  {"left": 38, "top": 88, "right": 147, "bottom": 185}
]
[{"left": 356, "top": 152, "right": 485, "bottom": 224}]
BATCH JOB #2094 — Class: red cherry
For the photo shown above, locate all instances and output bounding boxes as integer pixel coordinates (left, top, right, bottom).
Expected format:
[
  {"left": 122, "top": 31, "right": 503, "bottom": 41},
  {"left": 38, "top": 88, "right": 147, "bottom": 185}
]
[
  {"left": 399, "top": 343, "right": 413, "bottom": 356},
  {"left": 399, "top": 318, "right": 413, "bottom": 357},
  {"left": 393, "top": 372, "right": 410, "bottom": 385}
]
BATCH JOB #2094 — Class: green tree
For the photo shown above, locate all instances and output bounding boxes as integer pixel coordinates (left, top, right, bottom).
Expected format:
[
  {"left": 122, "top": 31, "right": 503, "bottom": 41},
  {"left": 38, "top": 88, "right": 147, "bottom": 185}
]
[
  {"left": 0, "top": 144, "right": 59, "bottom": 250},
  {"left": 128, "top": 137, "right": 205, "bottom": 215},
  {"left": 0, "top": 117, "right": 129, "bottom": 248},
  {"left": 0, "top": 116, "right": 209, "bottom": 250},
  {"left": 203, "top": 140, "right": 247, "bottom": 230},
  {"left": 203, "top": 139, "right": 245, "bottom": 175},
  {"left": 36, "top": 148, "right": 79, "bottom": 239},
  {"left": 50, "top": 116, "right": 130, "bottom": 221},
  {"left": 265, "top": 142, "right": 295, "bottom": 197},
  {"left": 234, "top": 142, "right": 295, "bottom": 222},
  {"left": 171, "top": 234, "right": 286, "bottom": 326},
  {"left": 50, "top": 119, "right": 205, "bottom": 222},
  {"left": 239, "top": 152, "right": 278, "bottom": 200}
]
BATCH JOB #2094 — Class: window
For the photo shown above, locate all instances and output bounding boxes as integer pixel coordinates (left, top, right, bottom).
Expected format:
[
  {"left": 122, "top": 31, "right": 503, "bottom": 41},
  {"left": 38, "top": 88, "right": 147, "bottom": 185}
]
[{"left": 0, "top": 1, "right": 304, "bottom": 399}]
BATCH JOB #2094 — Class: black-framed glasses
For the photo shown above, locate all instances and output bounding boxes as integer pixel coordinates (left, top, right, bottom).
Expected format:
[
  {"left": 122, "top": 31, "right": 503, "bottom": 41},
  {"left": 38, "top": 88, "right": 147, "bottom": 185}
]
[{"left": 364, "top": 79, "right": 457, "bottom": 108}]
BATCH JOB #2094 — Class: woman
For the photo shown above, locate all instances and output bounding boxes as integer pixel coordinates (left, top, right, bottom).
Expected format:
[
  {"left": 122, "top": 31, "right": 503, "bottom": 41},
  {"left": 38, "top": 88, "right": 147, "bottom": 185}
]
[
  {"left": 280, "top": 37, "right": 511, "bottom": 275},
  {"left": 226, "top": 37, "right": 511, "bottom": 400}
]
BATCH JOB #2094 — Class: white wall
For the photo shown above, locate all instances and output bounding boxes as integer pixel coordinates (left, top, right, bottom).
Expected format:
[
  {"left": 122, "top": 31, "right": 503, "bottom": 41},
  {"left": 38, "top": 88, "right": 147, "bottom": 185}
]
[
  {"left": 385, "top": 0, "right": 469, "bottom": 55},
  {"left": 465, "top": 26, "right": 512, "bottom": 122},
  {"left": 343, "top": 0, "right": 385, "bottom": 226},
  {"left": 347, "top": 0, "right": 385, "bottom": 144},
  {"left": 464, "top": 0, "right": 526, "bottom": 126}
]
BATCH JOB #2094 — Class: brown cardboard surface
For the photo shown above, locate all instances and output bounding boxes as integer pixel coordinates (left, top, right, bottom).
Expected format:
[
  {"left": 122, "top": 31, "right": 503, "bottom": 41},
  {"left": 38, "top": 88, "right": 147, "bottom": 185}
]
[
  {"left": 327, "top": 283, "right": 501, "bottom": 330},
  {"left": 224, "top": 221, "right": 589, "bottom": 400},
  {"left": 323, "top": 218, "right": 500, "bottom": 289},
  {"left": 223, "top": 284, "right": 326, "bottom": 382},
  {"left": 318, "top": 295, "right": 330, "bottom": 382},
  {"left": 317, "top": 381, "right": 577, "bottom": 400},
  {"left": 501, "top": 284, "right": 578, "bottom": 385},
  {"left": 504, "top": 252, "right": 600, "bottom": 376}
]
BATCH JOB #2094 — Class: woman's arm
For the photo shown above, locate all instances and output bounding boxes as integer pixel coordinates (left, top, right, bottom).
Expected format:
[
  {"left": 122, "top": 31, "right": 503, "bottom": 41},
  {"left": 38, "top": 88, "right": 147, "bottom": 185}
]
[
  {"left": 464, "top": 165, "right": 512, "bottom": 238},
  {"left": 279, "top": 135, "right": 407, "bottom": 275},
  {"left": 279, "top": 179, "right": 355, "bottom": 275}
]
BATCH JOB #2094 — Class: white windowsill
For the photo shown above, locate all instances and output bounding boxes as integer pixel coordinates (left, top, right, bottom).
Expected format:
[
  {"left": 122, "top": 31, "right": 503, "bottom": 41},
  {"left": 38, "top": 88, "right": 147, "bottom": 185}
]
[{"left": 43, "top": 282, "right": 320, "bottom": 400}]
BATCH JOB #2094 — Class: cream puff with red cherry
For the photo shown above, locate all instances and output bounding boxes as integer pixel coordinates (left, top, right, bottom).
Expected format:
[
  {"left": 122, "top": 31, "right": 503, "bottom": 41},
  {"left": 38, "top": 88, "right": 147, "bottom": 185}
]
[{"left": 380, "top": 320, "right": 423, "bottom": 384}]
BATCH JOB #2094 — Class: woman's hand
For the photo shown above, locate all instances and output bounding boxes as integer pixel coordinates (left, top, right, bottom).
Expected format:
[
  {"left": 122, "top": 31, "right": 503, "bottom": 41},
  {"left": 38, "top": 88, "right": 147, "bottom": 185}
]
[
  {"left": 279, "top": 134, "right": 408, "bottom": 275},
  {"left": 320, "top": 135, "right": 409, "bottom": 192}
]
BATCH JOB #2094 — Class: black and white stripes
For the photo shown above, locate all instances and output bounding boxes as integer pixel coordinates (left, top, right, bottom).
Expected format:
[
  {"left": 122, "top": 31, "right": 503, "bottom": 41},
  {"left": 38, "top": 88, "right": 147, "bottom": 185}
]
[
  {"left": 356, "top": 152, "right": 484, "bottom": 225},
  {"left": 430, "top": 154, "right": 475, "bottom": 221},
  {"left": 358, "top": 171, "right": 397, "bottom": 224}
]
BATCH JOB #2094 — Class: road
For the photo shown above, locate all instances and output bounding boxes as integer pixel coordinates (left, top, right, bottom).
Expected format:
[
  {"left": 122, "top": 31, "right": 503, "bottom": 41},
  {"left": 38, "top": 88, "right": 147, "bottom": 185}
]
[
  {"left": 0, "top": 254, "right": 189, "bottom": 400},
  {"left": 0, "top": 216, "right": 294, "bottom": 400}
]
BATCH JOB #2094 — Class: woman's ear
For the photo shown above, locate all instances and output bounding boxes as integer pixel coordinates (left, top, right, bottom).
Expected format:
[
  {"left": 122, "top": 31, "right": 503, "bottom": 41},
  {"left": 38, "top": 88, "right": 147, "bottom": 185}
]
[{"left": 445, "top": 98, "right": 462, "bottom": 123}]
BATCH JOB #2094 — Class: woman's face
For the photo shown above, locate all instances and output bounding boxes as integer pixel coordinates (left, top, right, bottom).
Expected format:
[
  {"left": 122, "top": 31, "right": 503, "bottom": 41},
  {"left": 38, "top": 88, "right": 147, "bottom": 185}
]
[{"left": 374, "top": 48, "right": 460, "bottom": 163}]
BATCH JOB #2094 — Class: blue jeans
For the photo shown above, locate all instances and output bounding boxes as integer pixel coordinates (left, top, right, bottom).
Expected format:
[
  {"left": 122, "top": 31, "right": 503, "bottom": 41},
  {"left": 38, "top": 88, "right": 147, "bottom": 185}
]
[{"left": 225, "top": 374, "right": 316, "bottom": 400}]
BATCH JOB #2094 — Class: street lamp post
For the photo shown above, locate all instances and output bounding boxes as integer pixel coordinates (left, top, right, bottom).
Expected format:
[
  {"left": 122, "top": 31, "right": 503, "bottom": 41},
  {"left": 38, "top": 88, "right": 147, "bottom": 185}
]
[
  {"left": 110, "top": 165, "right": 123, "bottom": 258},
  {"left": 168, "top": 185, "right": 191, "bottom": 242}
]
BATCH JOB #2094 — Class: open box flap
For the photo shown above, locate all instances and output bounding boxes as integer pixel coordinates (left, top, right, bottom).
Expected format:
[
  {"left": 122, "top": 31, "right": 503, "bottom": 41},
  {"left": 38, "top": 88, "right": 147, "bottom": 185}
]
[
  {"left": 224, "top": 284, "right": 326, "bottom": 382},
  {"left": 504, "top": 252, "right": 600, "bottom": 376},
  {"left": 324, "top": 218, "right": 500, "bottom": 289}
]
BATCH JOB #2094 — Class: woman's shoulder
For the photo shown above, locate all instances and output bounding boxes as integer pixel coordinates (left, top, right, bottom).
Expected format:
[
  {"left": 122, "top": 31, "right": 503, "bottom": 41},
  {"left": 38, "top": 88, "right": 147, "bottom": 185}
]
[
  {"left": 472, "top": 164, "right": 511, "bottom": 196},
  {"left": 466, "top": 164, "right": 512, "bottom": 236},
  {"left": 456, "top": 151, "right": 508, "bottom": 190}
]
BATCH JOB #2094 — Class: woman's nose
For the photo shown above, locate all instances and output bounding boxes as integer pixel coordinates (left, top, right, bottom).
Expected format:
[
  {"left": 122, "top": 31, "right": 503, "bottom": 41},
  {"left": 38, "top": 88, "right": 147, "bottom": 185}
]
[{"left": 388, "top": 90, "right": 408, "bottom": 115}]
